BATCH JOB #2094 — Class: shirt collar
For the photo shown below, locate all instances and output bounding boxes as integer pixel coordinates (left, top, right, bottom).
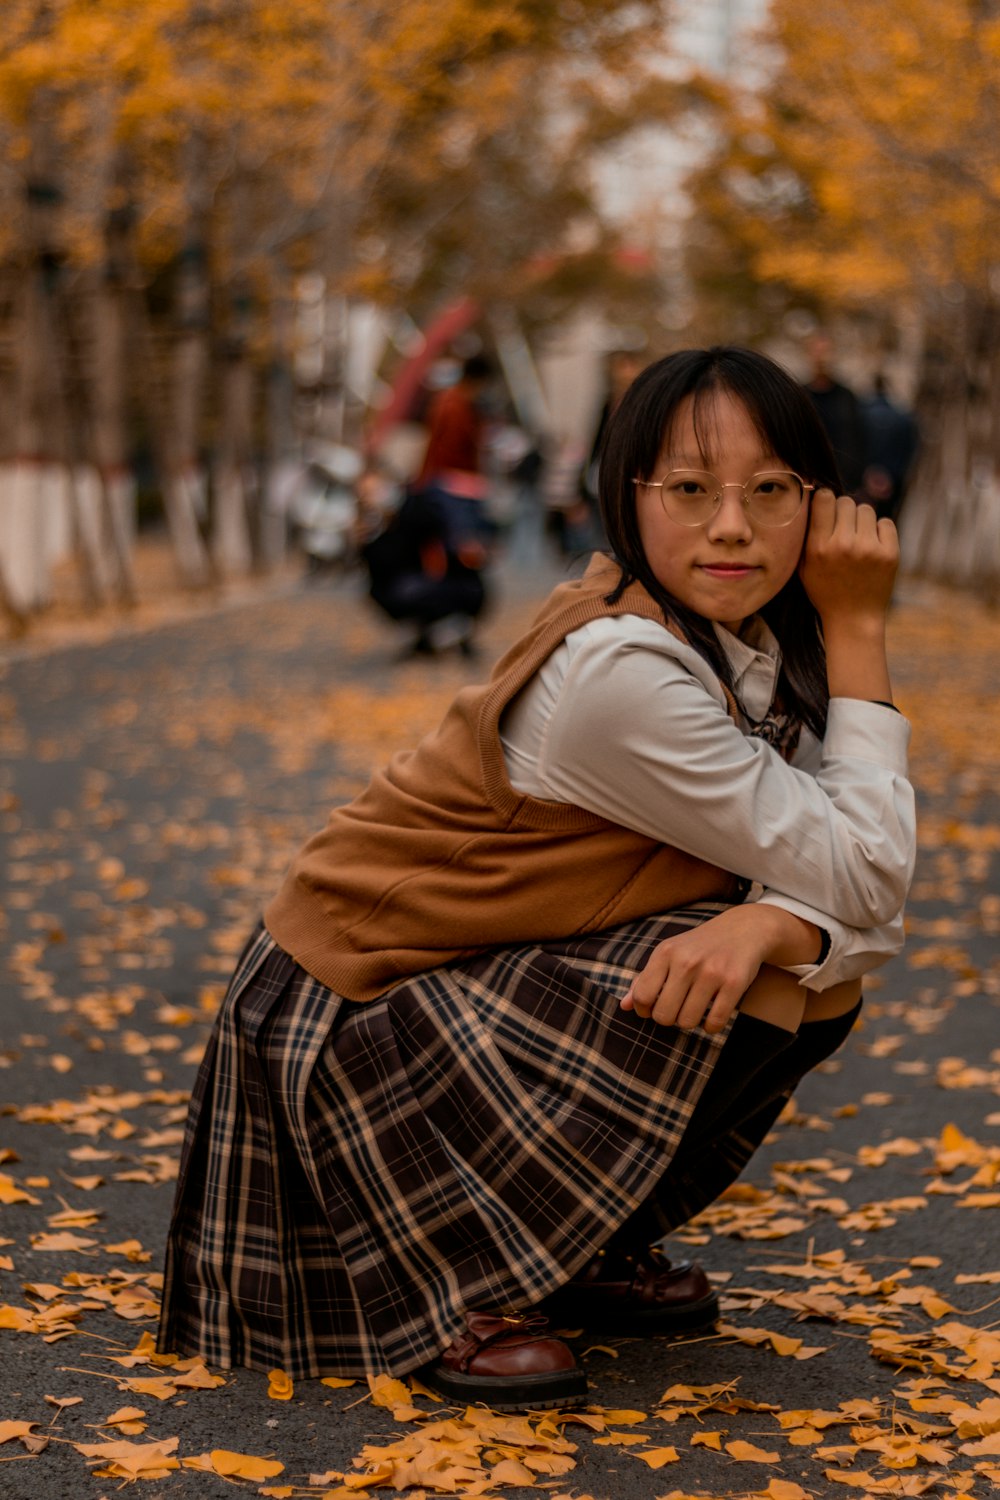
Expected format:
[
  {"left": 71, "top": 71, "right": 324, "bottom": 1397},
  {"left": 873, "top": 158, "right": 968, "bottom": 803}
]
[{"left": 713, "top": 617, "right": 781, "bottom": 721}]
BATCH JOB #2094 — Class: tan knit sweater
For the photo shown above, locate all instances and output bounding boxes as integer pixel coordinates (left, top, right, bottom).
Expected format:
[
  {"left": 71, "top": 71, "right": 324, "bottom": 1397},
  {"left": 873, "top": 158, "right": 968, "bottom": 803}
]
[{"left": 264, "top": 555, "right": 743, "bottom": 1000}]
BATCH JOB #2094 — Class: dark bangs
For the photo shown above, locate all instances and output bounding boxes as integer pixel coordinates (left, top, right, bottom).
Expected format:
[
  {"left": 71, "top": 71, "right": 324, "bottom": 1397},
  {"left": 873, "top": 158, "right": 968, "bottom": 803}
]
[{"left": 598, "top": 346, "right": 841, "bottom": 741}]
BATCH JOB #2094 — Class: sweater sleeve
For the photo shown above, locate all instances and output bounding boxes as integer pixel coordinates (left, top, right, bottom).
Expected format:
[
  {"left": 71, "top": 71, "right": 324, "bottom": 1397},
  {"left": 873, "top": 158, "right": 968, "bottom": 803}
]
[{"left": 518, "top": 625, "right": 915, "bottom": 934}]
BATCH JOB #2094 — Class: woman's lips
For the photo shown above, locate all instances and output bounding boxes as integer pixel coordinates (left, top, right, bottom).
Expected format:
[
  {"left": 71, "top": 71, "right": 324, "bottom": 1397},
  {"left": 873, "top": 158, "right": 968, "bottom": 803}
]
[{"left": 697, "top": 564, "right": 759, "bottom": 578}]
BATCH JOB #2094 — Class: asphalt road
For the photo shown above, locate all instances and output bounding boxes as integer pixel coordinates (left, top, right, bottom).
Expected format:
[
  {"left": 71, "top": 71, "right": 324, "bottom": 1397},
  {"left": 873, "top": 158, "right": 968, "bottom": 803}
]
[{"left": 1, "top": 551, "right": 999, "bottom": 1500}]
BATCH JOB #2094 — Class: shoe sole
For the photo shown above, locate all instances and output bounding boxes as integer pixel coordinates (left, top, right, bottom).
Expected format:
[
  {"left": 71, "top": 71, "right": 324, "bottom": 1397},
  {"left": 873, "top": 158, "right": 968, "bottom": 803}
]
[
  {"left": 548, "top": 1290, "right": 720, "bottom": 1337},
  {"left": 418, "top": 1364, "right": 589, "bottom": 1412}
]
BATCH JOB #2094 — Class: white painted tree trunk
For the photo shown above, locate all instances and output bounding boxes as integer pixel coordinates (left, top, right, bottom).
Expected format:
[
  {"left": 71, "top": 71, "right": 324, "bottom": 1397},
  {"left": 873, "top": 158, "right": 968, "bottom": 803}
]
[
  {"left": 211, "top": 356, "right": 254, "bottom": 578},
  {"left": 211, "top": 467, "right": 254, "bottom": 577},
  {"left": 162, "top": 464, "right": 210, "bottom": 585},
  {"left": 90, "top": 270, "right": 137, "bottom": 602},
  {"left": 0, "top": 460, "right": 81, "bottom": 614},
  {"left": 0, "top": 461, "right": 50, "bottom": 612}
]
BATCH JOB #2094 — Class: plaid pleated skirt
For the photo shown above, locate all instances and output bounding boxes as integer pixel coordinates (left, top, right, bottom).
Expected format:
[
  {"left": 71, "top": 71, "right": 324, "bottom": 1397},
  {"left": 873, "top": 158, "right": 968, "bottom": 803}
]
[{"left": 159, "top": 903, "right": 764, "bottom": 1380}]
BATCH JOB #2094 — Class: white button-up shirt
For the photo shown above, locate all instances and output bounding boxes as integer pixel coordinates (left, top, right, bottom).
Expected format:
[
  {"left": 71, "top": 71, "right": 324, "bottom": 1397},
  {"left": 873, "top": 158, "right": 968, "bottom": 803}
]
[{"left": 500, "top": 612, "right": 915, "bottom": 991}]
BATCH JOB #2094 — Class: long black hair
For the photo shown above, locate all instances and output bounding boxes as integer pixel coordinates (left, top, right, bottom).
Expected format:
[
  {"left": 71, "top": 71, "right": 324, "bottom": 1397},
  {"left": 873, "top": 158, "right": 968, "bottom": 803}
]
[{"left": 599, "top": 345, "right": 839, "bottom": 740}]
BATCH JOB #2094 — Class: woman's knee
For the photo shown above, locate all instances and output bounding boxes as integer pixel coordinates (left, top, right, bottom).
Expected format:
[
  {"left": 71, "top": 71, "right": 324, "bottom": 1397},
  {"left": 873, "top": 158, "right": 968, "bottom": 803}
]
[
  {"left": 802, "top": 977, "right": 863, "bottom": 1023},
  {"left": 740, "top": 970, "right": 864, "bottom": 1034}
]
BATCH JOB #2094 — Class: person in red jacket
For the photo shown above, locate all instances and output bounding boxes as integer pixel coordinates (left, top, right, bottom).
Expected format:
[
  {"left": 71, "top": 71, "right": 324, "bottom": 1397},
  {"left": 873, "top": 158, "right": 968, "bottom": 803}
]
[{"left": 417, "top": 353, "right": 495, "bottom": 486}]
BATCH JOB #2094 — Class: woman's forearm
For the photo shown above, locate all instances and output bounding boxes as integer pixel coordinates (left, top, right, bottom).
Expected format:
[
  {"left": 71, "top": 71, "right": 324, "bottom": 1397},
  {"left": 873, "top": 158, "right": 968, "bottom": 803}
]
[
  {"left": 727, "top": 901, "right": 825, "bottom": 967},
  {"left": 824, "top": 617, "right": 893, "bottom": 704}
]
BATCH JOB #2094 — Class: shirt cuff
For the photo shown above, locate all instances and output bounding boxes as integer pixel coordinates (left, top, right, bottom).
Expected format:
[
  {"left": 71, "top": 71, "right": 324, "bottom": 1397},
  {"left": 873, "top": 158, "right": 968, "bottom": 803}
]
[
  {"left": 754, "top": 889, "right": 846, "bottom": 991},
  {"left": 823, "top": 698, "right": 910, "bottom": 775}
]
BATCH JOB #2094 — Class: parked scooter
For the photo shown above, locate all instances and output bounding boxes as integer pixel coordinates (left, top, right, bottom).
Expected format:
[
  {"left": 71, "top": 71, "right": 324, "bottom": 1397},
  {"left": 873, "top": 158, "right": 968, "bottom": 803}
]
[{"left": 288, "top": 445, "right": 365, "bottom": 572}]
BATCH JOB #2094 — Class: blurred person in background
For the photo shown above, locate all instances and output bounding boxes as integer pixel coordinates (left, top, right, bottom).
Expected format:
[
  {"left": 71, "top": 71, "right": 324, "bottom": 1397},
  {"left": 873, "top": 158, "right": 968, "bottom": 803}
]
[
  {"left": 358, "top": 464, "right": 496, "bottom": 659},
  {"left": 417, "top": 353, "right": 495, "bottom": 486},
  {"left": 360, "top": 353, "right": 501, "bottom": 657},
  {"left": 578, "top": 349, "right": 647, "bottom": 545},
  {"left": 858, "top": 373, "right": 921, "bottom": 525},
  {"left": 802, "top": 333, "right": 867, "bottom": 495}
]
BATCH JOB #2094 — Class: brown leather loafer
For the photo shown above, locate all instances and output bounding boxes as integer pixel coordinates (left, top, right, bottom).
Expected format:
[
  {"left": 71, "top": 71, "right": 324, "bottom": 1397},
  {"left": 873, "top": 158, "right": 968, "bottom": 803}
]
[
  {"left": 418, "top": 1311, "right": 588, "bottom": 1411},
  {"left": 542, "top": 1247, "right": 719, "bottom": 1335}
]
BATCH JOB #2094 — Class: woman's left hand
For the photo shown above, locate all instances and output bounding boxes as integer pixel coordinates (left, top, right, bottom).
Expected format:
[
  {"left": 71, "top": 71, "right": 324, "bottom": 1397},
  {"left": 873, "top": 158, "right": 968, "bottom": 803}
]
[{"left": 620, "top": 905, "right": 818, "bottom": 1034}]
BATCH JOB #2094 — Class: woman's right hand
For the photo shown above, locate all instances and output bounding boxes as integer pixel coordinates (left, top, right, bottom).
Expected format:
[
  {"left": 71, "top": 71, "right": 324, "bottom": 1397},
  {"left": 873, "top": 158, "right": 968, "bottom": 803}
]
[
  {"left": 798, "top": 489, "right": 898, "bottom": 629},
  {"left": 620, "top": 904, "right": 821, "bottom": 1035},
  {"left": 798, "top": 489, "right": 898, "bottom": 704}
]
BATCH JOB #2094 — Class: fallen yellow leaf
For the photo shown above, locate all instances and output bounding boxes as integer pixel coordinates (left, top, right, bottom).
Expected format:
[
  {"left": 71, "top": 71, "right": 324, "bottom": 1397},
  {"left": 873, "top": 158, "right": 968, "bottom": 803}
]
[
  {"left": 0, "top": 1174, "right": 41, "bottom": 1206},
  {"left": 267, "top": 1368, "right": 294, "bottom": 1400},
  {"left": 597, "top": 1408, "right": 647, "bottom": 1424},
  {"left": 727, "top": 1439, "right": 781, "bottom": 1461},
  {"left": 209, "top": 1448, "right": 285, "bottom": 1479},
  {"left": 367, "top": 1373, "right": 413, "bottom": 1409},
  {"left": 631, "top": 1446, "right": 679, "bottom": 1468},
  {"left": 0, "top": 1421, "right": 37, "bottom": 1444}
]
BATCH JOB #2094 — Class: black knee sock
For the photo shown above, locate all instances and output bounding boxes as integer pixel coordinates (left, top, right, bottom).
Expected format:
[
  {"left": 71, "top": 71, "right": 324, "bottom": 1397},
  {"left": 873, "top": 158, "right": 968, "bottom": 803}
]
[
  {"left": 747, "top": 1000, "right": 862, "bottom": 1120},
  {"left": 683, "top": 999, "right": 862, "bottom": 1150},
  {"left": 601, "top": 1001, "right": 861, "bottom": 1258},
  {"left": 601, "top": 1013, "right": 794, "bottom": 1258},
  {"left": 677, "top": 1012, "right": 797, "bottom": 1146}
]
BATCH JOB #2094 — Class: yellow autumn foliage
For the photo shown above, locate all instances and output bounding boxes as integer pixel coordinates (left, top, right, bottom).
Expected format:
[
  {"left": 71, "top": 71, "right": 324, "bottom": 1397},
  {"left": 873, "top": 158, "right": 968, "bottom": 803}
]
[
  {"left": 688, "top": 0, "right": 1000, "bottom": 318},
  {"left": 0, "top": 0, "right": 675, "bottom": 306}
]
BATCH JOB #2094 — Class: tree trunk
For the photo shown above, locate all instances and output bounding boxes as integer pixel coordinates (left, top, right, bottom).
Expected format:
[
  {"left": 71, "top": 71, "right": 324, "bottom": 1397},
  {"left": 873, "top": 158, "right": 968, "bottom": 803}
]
[
  {"left": 117, "top": 235, "right": 211, "bottom": 589},
  {"left": 212, "top": 354, "right": 255, "bottom": 577},
  {"left": 162, "top": 241, "right": 213, "bottom": 586},
  {"left": 261, "top": 278, "right": 296, "bottom": 569},
  {"left": 0, "top": 268, "right": 50, "bottom": 616},
  {"left": 904, "top": 294, "right": 1000, "bottom": 594},
  {"left": 42, "top": 277, "right": 106, "bottom": 610},
  {"left": 89, "top": 260, "right": 137, "bottom": 603}
]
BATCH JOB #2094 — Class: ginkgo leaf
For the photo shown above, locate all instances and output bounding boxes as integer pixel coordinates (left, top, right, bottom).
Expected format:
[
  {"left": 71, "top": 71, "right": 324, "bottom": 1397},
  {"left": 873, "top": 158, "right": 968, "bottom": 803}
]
[
  {"left": 0, "top": 1306, "right": 37, "bottom": 1330},
  {"left": 267, "top": 1368, "right": 294, "bottom": 1400},
  {"left": 74, "top": 1436, "right": 180, "bottom": 1480},
  {"left": 0, "top": 1175, "right": 41, "bottom": 1206},
  {"left": 0, "top": 1421, "right": 37, "bottom": 1443},
  {"left": 103, "top": 1406, "right": 147, "bottom": 1427},
  {"left": 490, "top": 1458, "right": 536, "bottom": 1483},
  {"left": 958, "top": 1433, "right": 1000, "bottom": 1456},
  {"left": 727, "top": 1439, "right": 781, "bottom": 1461},
  {"left": 822, "top": 1470, "right": 937, "bottom": 1494},
  {"left": 521, "top": 1451, "right": 577, "bottom": 1476},
  {"left": 29, "top": 1232, "right": 97, "bottom": 1252},
  {"left": 367, "top": 1374, "right": 414, "bottom": 1409},
  {"left": 208, "top": 1449, "right": 285, "bottom": 1478},
  {"left": 631, "top": 1446, "right": 679, "bottom": 1468},
  {"left": 117, "top": 1376, "right": 179, "bottom": 1400}
]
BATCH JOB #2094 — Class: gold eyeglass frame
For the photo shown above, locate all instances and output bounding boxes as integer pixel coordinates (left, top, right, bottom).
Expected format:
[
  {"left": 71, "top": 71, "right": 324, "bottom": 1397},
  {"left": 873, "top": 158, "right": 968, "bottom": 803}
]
[{"left": 633, "top": 469, "right": 815, "bottom": 528}]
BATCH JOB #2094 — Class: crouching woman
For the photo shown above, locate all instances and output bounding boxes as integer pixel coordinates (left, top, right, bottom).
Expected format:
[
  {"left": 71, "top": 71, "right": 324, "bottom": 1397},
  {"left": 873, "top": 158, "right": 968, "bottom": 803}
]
[{"left": 158, "top": 346, "right": 915, "bottom": 1412}]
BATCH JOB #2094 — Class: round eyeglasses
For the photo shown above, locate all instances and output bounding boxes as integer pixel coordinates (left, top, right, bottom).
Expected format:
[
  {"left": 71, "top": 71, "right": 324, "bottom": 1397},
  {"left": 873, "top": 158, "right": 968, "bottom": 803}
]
[{"left": 633, "top": 469, "right": 814, "bottom": 527}]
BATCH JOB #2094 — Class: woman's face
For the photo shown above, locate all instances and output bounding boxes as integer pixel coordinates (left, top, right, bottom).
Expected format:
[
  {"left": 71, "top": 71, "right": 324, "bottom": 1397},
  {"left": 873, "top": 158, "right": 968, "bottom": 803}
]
[{"left": 636, "top": 389, "right": 810, "bottom": 633}]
